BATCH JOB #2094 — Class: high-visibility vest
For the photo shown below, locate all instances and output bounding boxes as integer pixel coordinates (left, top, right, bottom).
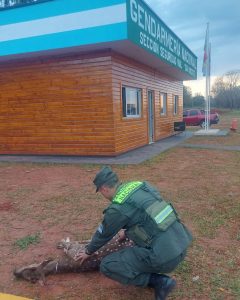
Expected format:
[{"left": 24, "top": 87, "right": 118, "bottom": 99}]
[
  {"left": 113, "top": 181, "right": 143, "bottom": 204},
  {"left": 112, "top": 181, "right": 177, "bottom": 231}
]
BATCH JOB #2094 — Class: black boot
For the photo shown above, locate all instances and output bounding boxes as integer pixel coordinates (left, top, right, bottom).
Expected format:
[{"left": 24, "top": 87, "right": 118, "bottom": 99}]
[{"left": 149, "top": 274, "right": 176, "bottom": 300}]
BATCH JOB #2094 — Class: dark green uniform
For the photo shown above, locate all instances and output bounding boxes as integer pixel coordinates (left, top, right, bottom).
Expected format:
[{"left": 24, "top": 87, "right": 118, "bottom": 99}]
[{"left": 86, "top": 181, "right": 192, "bottom": 287}]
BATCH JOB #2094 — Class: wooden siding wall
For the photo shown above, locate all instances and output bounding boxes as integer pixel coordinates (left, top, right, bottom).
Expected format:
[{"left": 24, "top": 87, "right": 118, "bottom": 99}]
[
  {"left": 0, "top": 53, "right": 116, "bottom": 155},
  {"left": 111, "top": 53, "right": 183, "bottom": 155},
  {"left": 0, "top": 50, "right": 183, "bottom": 156}
]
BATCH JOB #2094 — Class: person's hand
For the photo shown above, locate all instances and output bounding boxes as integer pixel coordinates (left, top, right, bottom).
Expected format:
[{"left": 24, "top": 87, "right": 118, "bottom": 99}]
[
  {"left": 74, "top": 251, "right": 92, "bottom": 264},
  {"left": 117, "top": 230, "right": 126, "bottom": 242}
]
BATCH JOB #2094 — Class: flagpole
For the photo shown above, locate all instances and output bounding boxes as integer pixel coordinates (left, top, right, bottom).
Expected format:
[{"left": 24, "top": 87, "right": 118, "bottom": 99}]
[
  {"left": 206, "top": 59, "right": 210, "bottom": 131},
  {"left": 208, "top": 43, "right": 211, "bottom": 130},
  {"left": 205, "top": 64, "right": 208, "bottom": 131},
  {"left": 207, "top": 23, "right": 209, "bottom": 131},
  {"left": 203, "top": 23, "right": 210, "bottom": 131}
]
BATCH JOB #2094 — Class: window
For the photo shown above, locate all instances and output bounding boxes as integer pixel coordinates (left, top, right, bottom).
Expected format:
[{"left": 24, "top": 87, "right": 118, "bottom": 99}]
[
  {"left": 122, "top": 86, "right": 142, "bottom": 118},
  {"left": 173, "top": 95, "right": 179, "bottom": 115},
  {"left": 189, "top": 110, "right": 198, "bottom": 116},
  {"left": 160, "top": 93, "right": 167, "bottom": 116},
  {"left": 183, "top": 111, "right": 188, "bottom": 117}
]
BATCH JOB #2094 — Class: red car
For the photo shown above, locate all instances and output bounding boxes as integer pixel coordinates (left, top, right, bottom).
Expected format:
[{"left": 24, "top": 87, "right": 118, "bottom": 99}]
[{"left": 183, "top": 109, "right": 219, "bottom": 128}]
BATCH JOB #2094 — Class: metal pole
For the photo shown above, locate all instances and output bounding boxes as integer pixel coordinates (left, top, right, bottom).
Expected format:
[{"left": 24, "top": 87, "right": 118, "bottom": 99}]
[
  {"left": 205, "top": 71, "right": 208, "bottom": 131},
  {"left": 204, "top": 23, "right": 210, "bottom": 131},
  {"left": 207, "top": 72, "right": 210, "bottom": 131},
  {"left": 208, "top": 43, "right": 211, "bottom": 131}
]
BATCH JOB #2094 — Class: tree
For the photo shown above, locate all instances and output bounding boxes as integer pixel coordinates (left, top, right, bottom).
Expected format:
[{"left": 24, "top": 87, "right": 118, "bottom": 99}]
[
  {"left": 183, "top": 85, "right": 192, "bottom": 108},
  {"left": 212, "top": 77, "right": 227, "bottom": 108},
  {"left": 212, "top": 70, "right": 240, "bottom": 109},
  {"left": 192, "top": 94, "right": 205, "bottom": 108},
  {"left": 224, "top": 70, "right": 240, "bottom": 109}
]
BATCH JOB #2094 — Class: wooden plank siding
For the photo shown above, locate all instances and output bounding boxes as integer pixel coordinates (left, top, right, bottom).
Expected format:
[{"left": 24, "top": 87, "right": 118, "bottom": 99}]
[
  {"left": 0, "top": 50, "right": 183, "bottom": 156},
  {"left": 0, "top": 53, "right": 116, "bottom": 155},
  {"left": 111, "top": 53, "right": 183, "bottom": 155}
]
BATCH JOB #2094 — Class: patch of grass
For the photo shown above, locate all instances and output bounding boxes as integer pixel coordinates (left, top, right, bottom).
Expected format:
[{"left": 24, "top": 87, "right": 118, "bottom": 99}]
[
  {"left": 173, "top": 257, "right": 206, "bottom": 297},
  {"left": 14, "top": 232, "right": 41, "bottom": 250},
  {"left": 0, "top": 162, "right": 13, "bottom": 168},
  {"left": 226, "top": 257, "right": 237, "bottom": 269},
  {"left": 227, "top": 109, "right": 240, "bottom": 117},
  {"left": 210, "top": 269, "right": 226, "bottom": 288},
  {"left": 209, "top": 272, "right": 227, "bottom": 300},
  {"left": 175, "top": 260, "right": 192, "bottom": 274},
  {"left": 7, "top": 187, "right": 36, "bottom": 200},
  {"left": 192, "top": 197, "right": 240, "bottom": 238},
  {"left": 229, "top": 276, "right": 240, "bottom": 296},
  {"left": 141, "top": 150, "right": 171, "bottom": 166},
  {"left": 193, "top": 214, "right": 225, "bottom": 238},
  {"left": 236, "top": 232, "right": 240, "bottom": 241},
  {"left": 209, "top": 269, "right": 240, "bottom": 299}
]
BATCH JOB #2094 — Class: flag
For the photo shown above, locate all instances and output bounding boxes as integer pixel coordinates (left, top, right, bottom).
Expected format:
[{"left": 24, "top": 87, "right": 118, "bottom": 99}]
[{"left": 202, "top": 23, "right": 210, "bottom": 76}]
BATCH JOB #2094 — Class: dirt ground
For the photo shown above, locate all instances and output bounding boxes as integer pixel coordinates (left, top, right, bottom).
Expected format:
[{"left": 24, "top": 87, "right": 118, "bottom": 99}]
[{"left": 0, "top": 112, "right": 240, "bottom": 300}]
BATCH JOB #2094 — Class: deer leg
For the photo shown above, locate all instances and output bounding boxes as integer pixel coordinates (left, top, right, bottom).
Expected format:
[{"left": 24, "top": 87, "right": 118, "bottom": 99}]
[
  {"left": 45, "top": 237, "right": 134, "bottom": 274},
  {"left": 14, "top": 237, "right": 134, "bottom": 283}
]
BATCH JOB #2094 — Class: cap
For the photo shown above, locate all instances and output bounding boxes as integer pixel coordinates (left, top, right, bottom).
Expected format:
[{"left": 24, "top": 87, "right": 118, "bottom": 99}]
[{"left": 93, "top": 166, "right": 118, "bottom": 192}]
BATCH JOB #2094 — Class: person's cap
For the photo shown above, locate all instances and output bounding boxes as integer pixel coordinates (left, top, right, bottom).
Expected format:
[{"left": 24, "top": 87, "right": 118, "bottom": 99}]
[{"left": 93, "top": 166, "right": 118, "bottom": 192}]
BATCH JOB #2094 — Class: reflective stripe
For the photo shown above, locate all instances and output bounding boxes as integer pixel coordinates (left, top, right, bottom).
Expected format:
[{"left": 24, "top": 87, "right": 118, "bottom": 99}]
[
  {"left": 113, "top": 181, "right": 142, "bottom": 204},
  {"left": 154, "top": 205, "right": 173, "bottom": 224}
]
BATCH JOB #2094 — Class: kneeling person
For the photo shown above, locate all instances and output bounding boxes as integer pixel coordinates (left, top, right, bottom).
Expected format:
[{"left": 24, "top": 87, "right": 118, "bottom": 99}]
[{"left": 75, "top": 166, "right": 193, "bottom": 300}]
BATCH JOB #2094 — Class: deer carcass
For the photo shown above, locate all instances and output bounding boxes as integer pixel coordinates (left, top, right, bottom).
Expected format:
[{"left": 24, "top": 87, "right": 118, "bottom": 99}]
[{"left": 14, "top": 236, "right": 134, "bottom": 284}]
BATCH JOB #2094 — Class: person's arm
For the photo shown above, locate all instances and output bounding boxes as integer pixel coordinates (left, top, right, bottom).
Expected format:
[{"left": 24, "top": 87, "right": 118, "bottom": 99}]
[
  {"left": 86, "top": 208, "right": 129, "bottom": 254},
  {"left": 74, "top": 208, "right": 129, "bottom": 263}
]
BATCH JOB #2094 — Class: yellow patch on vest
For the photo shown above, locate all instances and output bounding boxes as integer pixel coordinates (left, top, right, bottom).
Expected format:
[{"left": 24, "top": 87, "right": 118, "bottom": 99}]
[{"left": 113, "top": 181, "right": 142, "bottom": 204}]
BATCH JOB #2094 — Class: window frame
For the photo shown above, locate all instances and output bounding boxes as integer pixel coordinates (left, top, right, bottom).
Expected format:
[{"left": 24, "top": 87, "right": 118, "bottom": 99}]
[
  {"left": 189, "top": 110, "right": 198, "bottom": 116},
  {"left": 122, "top": 86, "right": 142, "bottom": 119},
  {"left": 173, "top": 95, "right": 179, "bottom": 115},
  {"left": 160, "top": 92, "right": 167, "bottom": 116}
]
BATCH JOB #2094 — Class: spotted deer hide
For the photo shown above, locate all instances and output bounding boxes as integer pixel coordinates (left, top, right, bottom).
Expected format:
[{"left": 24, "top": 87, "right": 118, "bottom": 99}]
[{"left": 14, "top": 236, "right": 134, "bottom": 284}]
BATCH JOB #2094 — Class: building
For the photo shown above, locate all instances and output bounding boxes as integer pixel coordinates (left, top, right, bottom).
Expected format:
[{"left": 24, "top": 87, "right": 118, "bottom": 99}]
[{"left": 0, "top": 0, "right": 197, "bottom": 156}]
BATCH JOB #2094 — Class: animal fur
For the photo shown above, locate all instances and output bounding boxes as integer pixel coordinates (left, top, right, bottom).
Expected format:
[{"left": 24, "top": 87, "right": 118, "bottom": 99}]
[{"left": 14, "top": 236, "right": 134, "bottom": 284}]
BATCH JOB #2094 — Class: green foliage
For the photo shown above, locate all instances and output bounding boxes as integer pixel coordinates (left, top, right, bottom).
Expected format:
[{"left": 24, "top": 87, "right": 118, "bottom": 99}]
[
  {"left": 192, "top": 94, "right": 205, "bottom": 107},
  {"left": 183, "top": 85, "right": 193, "bottom": 108},
  {"left": 14, "top": 233, "right": 40, "bottom": 250},
  {"left": 184, "top": 69, "right": 240, "bottom": 109},
  {"left": 183, "top": 86, "right": 205, "bottom": 108}
]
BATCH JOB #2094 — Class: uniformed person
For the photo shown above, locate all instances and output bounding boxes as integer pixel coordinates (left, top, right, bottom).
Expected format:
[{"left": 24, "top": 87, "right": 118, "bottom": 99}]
[{"left": 75, "top": 166, "right": 193, "bottom": 300}]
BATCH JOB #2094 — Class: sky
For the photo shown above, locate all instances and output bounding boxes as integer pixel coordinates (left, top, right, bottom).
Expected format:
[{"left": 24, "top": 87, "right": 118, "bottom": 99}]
[{"left": 145, "top": 0, "right": 240, "bottom": 95}]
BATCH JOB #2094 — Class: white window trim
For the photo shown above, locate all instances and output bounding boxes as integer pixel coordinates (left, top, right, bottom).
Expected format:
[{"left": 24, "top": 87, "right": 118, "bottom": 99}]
[
  {"left": 173, "top": 95, "right": 179, "bottom": 115},
  {"left": 160, "top": 93, "right": 167, "bottom": 116},
  {"left": 122, "top": 86, "right": 142, "bottom": 118}
]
